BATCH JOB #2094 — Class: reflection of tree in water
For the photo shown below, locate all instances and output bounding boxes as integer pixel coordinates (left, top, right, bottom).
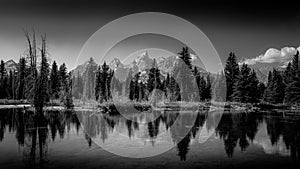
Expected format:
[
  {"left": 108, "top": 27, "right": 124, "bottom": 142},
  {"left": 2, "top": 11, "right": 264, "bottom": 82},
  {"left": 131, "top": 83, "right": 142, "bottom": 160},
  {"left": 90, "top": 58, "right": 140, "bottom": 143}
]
[
  {"left": 265, "top": 115, "right": 300, "bottom": 161},
  {"left": 173, "top": 112, "right": 207, "bottom": 161},
  {"left": 147, "top": 117, "right": 161, "bottom": 139},
  {"left": 216, "top": 113, "right": 262, "bottom": 158},
  {"left": 0, "top": 108, "right": 80, "bottom": 168},
  {"left": 23, "top": 112, "right": 49, "bottom": 169},
  {"left": 177, "top": 133, "right": 191, "bottom": 161}
]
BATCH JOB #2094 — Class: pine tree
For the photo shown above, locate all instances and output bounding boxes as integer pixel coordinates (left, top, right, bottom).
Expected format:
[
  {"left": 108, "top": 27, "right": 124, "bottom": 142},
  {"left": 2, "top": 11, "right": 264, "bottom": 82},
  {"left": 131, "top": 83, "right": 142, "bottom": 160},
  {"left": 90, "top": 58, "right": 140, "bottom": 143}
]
[
  {"left": 95, "top": 65, "right": 101, "bottom": 101},
  {"left": 203, "top": 74, "right": 212, "bottom": 101},
  {"left": 7, "top": 70, "right": 15, "bottom": 99},
  {"left": 50, "top": 61, "right": 59, "bottom": 99},
  {"left": 232, "top": 64, "right": 259, "bottom": 103},
  {"left": 129, "top": 75, "right": 135, "bottom": 101},
  {"left": 82, "top": 58, "right": 97, "bottom": 100},
  {"left": 147, "top": 59, "right": 161, "bottom": 94},
  {"left": 94, "top": 61, "right": 114, "bottom": 102},
  {"left": 248, "top": 70, "right": 260, "bottom": 103},
  {"left": 264, "top": 71, "right": 274, "bottom": 102},
  {"left": 257, "top": 82, "right": 266, "bottom": 101},
  {"left": 100, "top": 61, "right": 109, "bottom": 102},
  {"left": 284, "top": 62, "right": 292, "bottom": 85},
  {"left": 58, "top": 63, "right": 68, "bottom": 89},
  {"left": 129, "top": 73, "right": 140, "bottom": 101},
  {"left": 198, "top": 75, "right": 207, "bottom": 101},
  {"left": 291, "top": 51, "right": 299, "bottom": 73},
  {"left": 107, "top": 69, "right": 114, "bottom": 100},
  {"left": 192, "top": 67, "right": 200, "bottom": 101},
  {"left": 285, "top": 51, "right": 300, "bottom": 103},
  {"left": 272, "top": 70, "right": 285, "bottom": 103},
  {"left": 178, "top": 46, "right": 192, "bottom": 69},
  {"left": 62, "top": 72, "right": 74, "bottom": 109},
  {"left": 224, "top": 52, "right": 240, "bottom": 101},
  {"left": 0, "top": 60, "right": 6, "bottom": 80},
  {"left": 0, "top": 75, "right": 8, "bottom": 99},
  {"left": 264, "top": 69, "right": 285, "bottom": 104},
  {"left": 17, "top": 57, "right": 26, "bottom": 100},
  {"left": 0, "top": 60, "right": 8, "bottom": 99},
  {"left": 214, "top": 71, "right": 227, "bottom": 102},
  {"left": 175, "top": 47, "right": 195, "bottom": 101}
]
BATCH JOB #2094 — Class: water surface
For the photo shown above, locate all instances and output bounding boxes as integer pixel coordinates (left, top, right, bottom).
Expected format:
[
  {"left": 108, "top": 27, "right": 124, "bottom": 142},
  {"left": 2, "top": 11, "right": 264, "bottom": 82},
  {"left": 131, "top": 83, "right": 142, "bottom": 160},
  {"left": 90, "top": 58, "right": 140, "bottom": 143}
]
[{"left": 0, "top": 108, "right": 299, "bottom": 169}]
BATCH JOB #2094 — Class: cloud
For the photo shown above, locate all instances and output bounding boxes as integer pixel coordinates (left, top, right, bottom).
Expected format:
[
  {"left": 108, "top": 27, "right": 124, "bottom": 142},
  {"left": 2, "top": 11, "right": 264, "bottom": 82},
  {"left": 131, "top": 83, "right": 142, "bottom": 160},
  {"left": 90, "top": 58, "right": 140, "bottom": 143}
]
[
  {"left": 241, "top": 46, "right": 299, "bottom": 65},
  {"left": 190, "top": 54, "right": 198, "bottom": 61}
]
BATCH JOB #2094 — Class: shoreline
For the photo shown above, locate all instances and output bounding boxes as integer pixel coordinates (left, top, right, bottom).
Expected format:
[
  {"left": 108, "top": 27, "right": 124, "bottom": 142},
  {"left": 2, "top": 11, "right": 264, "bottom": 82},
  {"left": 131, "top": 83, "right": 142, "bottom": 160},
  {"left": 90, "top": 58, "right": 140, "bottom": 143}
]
[{"left": 1, "top": 99, "right": 300, "bottom": 113}]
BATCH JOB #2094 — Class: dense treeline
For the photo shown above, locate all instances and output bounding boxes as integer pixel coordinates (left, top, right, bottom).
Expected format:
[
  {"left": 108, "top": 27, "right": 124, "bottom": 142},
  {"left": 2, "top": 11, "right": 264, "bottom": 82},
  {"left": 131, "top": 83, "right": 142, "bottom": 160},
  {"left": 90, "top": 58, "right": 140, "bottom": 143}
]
[
  {"left": 222, "top": 50, "right": 300, "bottom": 104},
  {"left": 0, "top": 31, "right": 73, "bottom": 110},
  {"left": 222, "top": 52, "right": 269, "bottom": 103},
  {"left": 2, "top": 36, "right": 300, "bottom": 105},
  {"left": 90, "top": 47, "right": 212, "bottom": 103},
  {"left": 75, "top": 48, "right": 300, "bottom": 105}
]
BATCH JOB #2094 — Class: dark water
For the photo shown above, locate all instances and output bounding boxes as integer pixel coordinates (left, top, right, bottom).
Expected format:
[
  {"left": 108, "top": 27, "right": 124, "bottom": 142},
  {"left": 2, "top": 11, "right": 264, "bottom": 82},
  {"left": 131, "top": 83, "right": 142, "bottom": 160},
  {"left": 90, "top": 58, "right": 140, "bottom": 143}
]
[{"left": 0, "top": 108, "right": 299, "bottom": 169}]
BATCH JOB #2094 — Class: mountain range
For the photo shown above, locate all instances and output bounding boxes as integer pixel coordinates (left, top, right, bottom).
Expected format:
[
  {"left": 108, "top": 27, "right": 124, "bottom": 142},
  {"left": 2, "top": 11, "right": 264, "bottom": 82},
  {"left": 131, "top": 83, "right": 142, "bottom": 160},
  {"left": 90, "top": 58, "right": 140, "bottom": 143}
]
[
  {"left": 247, "top": 62, "right": 286, "bottom": 83},
  {"left": 2, "top": 52, "right": 290, "bottom": 83},
  {"left": 72, "top": 51, "right": 208, "bottom": 81}
]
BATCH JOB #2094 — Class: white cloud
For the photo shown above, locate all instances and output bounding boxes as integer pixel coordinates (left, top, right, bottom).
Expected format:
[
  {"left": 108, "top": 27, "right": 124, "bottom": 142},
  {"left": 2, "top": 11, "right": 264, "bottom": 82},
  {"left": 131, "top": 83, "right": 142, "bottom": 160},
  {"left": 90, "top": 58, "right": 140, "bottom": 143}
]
[
  {"left": 190, "top": 54, "right": 197, "bottom": 61},
  {"left": 242, "top": 46, "right": 299, "bottom": 65}
]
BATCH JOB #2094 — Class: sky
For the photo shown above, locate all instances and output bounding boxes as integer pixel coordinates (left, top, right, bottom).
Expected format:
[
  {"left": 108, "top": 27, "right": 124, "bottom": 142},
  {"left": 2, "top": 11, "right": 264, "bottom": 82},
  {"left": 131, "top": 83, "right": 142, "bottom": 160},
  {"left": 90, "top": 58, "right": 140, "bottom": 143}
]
[{"left": 0, "top": 0, "right": 300, "bottom": 70}]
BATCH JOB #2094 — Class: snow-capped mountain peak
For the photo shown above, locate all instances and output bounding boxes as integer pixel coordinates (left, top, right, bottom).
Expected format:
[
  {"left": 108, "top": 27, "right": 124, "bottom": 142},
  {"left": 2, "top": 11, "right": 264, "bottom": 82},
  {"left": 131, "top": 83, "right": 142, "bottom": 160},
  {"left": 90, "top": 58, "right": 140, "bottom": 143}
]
[
  {"left": 4, "top": 59, "right": 17, "bottom": 72},
  {"left": 135, "top": 51, "right": 153, "bottom": 71},
  {"left": 109, "top": 58, "right": 124, "bottom": 70}
]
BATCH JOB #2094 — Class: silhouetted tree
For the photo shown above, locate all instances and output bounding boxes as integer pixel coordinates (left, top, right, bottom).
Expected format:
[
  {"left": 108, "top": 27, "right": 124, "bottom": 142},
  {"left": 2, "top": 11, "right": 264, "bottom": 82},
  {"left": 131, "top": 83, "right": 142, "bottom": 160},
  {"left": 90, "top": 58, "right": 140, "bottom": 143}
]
[
  {"left": 285, "top": 51, "right": 300, "bottom": 103},
  {"left": 178, "top": 46, "right": 192, "bottom": 69},
  {"left": 174, "top": 47, "right": 195, "bottom": 101},
  {"left": 17, "top": 57, "right": 26, "bottom": 99},
  {"left": 50, "top": 61, "right": 59, "bottom": 99},
  {"left": 264, "top": 69, "right": 285, "bottom": 104},
  {"left": 0, "top": 60, "right": 8, "bottom": 99},
  {"left": 224, "top": 52, "right": 240, "bottom": 101},
  {"left": 95, "top": 62, "right": 114, "bottom": 102},
  {"left": 233, "top": 64, "right": 259, "bottom": 103},
  {"left": 257, "top": 82, "right": 266, "bottom": 101},
  {"left": 61, "top": 72, "right": 74, "bottom": 109},
  {"left": 58, "top": 63, "right": 68, "bottom": 90},
  {"left": 203, "top": 74, "right": 212, "bottom": 101}
]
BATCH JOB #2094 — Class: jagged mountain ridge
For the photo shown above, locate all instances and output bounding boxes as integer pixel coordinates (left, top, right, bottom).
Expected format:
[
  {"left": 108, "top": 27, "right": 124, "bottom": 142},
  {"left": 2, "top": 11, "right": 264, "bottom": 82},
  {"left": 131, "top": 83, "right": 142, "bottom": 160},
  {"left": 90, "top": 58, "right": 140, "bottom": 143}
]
[{"left": 73, "top": 51, "right": 287, "bottom": 84}]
